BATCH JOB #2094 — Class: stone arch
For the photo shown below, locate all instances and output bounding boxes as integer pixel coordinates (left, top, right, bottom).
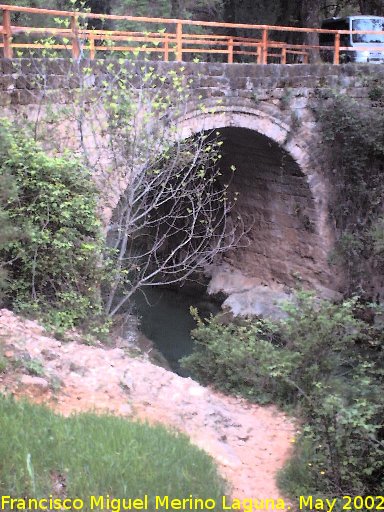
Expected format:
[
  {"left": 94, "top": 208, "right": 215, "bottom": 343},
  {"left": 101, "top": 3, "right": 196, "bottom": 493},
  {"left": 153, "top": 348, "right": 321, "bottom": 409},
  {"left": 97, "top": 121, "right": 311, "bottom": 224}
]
[{"left": 173, "top": 102, "right": 338, "bottom": 295}]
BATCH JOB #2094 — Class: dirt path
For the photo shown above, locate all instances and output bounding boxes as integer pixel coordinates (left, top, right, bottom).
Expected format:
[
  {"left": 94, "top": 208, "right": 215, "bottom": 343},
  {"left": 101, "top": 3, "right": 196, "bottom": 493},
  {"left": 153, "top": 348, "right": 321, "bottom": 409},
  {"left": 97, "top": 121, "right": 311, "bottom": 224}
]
[{"left": 0, "top": 309, "right": 296, "bottom": 503}]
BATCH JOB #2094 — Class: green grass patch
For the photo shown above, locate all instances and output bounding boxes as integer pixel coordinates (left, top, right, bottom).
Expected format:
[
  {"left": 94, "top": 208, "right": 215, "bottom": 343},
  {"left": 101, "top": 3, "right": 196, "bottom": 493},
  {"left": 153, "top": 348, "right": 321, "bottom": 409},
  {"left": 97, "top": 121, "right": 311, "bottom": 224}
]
[
  {"left": 0, "top": 341, "right": 8, "bottom": 373},
  {"left": 0, "top": 354, "right": 7, "bottom": 373},
  {"left": 0, "top": 395, "right": 226, "bottom": 509}
]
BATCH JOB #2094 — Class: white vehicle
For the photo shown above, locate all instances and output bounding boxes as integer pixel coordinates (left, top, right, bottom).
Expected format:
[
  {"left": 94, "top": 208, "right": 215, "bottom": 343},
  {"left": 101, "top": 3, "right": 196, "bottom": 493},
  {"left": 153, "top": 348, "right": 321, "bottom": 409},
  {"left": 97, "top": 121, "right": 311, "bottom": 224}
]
[{"left": 320, "top": 15, "right": 384, "bottom": 63}]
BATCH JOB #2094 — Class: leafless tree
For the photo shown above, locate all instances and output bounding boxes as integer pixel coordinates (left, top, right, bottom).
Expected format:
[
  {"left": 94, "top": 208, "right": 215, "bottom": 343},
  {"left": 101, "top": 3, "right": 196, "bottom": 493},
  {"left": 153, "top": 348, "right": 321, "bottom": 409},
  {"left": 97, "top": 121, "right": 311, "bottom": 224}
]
[
  {"left": 95, "top": 65, "right": 246, "bottom": 316},
  {"left": 105, "top": 130, "right": 243, "bottom": 316},
  {"left": 20, "top": 50, "right": 246, "bottom": 318}
]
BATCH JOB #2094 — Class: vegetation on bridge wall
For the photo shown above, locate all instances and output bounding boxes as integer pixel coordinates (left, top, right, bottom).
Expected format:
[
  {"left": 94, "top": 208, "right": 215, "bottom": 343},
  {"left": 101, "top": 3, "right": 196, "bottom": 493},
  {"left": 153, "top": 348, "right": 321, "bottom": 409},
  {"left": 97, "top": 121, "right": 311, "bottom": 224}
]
[
  {"left": 0, "top": 56, "right": 245, "bottom": 332},
  {"left": 0, "top": 119, "right": 109, "bottom": 337},
  {"left": 314, "top": 84, "right": 384, "bottom": 298}
]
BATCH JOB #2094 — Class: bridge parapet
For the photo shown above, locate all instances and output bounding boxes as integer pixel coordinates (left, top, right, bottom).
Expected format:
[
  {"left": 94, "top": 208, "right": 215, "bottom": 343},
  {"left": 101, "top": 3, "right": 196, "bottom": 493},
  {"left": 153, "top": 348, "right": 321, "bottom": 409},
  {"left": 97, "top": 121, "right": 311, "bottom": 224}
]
[{"left": 1, "top": 59, "right": 384, "bottom": 108}]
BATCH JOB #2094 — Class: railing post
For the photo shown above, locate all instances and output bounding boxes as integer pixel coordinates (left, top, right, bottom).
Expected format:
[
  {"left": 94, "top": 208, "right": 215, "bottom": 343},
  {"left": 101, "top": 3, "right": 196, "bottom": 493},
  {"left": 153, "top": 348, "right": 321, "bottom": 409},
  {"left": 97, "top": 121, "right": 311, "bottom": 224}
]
[
  {"left": 227, "top": 37, "right": 234, "bottom": 63},
  {"left": 333, "top": 32, "right": 340, "bottom": 65},
  {"left": 176, "top": 21, "right": 183, "bottom": 61},
  {"left": 164, "top": 33, "right": 169, "bottom": 62},
  {"left": 71, "top": 14, "right": 81, "bottom": 60},
  {"left": 261, "top": 27, "right": 268, "bottom": 64},
  {"left": 89, "top": 34, "right": 95, "bottom": 60},
  {"left": 256, "top": 45, "right": 261, "bottom": 63},
  {"left": 2, "top": 9, "right": 13, "bottom": 59},
  {"left": 281, "top": 47, "right": 287, "bottom": 65}
]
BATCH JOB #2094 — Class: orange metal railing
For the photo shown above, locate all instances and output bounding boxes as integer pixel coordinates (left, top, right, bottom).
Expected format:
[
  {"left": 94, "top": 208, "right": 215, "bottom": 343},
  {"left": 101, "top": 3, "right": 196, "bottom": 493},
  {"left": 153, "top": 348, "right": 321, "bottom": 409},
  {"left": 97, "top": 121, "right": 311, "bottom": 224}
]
[{"left": 1, "top": 4, "right": 384, "bottom": 64}]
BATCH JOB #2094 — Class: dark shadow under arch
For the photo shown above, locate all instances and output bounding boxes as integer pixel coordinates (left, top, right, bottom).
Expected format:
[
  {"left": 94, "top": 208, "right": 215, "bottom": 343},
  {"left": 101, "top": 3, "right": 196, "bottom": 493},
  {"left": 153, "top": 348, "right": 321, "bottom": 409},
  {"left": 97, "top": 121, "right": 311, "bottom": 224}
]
[{"left": 208, "top": 126, "right": 329, "bottom": 289}]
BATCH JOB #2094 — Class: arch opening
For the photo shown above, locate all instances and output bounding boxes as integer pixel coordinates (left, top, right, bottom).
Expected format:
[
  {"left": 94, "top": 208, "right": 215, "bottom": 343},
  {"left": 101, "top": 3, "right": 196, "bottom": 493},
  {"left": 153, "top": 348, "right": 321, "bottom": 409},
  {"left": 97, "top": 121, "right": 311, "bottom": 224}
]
[{"left": 205, "top": 126, "right": 331, "bottom": 293}]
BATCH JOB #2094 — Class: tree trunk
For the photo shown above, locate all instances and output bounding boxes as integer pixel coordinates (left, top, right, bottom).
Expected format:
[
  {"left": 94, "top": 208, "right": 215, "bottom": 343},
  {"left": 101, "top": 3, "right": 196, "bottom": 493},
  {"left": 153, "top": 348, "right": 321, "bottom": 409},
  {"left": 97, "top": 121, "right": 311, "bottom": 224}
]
[
  {"left": 222, "top": 0, "right": 237, "bottom": 36},
  {"left": 80, "top": 0, "right": 112, "bottom": 30},
  {"left": 359, "top": 0, "right": 384, "bottom": 15},
  {"left": 300, "top": 0, "right": 322, "bottom": 63},
  {"left": 171, "top": 0, "right": 186, "bottom": 18}
]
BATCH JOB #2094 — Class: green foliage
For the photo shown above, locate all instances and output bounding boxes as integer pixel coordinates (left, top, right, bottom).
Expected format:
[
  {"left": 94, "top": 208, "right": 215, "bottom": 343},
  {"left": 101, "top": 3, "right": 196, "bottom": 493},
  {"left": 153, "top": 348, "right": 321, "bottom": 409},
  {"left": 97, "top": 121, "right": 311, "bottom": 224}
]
[
  {"left": 0, "top": 119, "right": 109, "bottom": 335},
  {"left": 0, "top": 353, "right": 8, "bottom": 374},
  {"left": 371, "top": 215, "right": 384, "bottom": 255},
  {"left": 0, "top": 173, "right": 20, "bottom": 302},
  {"left": 181, "top": 309, "right": 282, "bottom": 403},
  {"left": 182, "top": 292, "right": 384, "bottom": 496},
  {"left": 0, "top": 395, "right": 226, "bottom": 505},
  {"left": 368, "top": 84, "right": 384, "bottom": 102},
  {"left": 112, "top": 0, "right": 171, "bottom": 19},
  {"left": 316, "top": 92, "right": 384, "bottom": 294},
  {"left": 22, "top": 359, "right": 46, "bottom": 377},
  {"left": 4, "top": 55, "right": 237, "bottom": 322}
]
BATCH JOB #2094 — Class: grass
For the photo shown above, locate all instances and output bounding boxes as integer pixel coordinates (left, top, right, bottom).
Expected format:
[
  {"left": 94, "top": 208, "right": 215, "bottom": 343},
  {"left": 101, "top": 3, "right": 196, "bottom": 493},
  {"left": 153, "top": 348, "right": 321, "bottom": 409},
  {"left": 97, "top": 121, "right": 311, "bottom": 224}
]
[
  {"left": 277, "top": 438, "right": 315, "bottom": 498},
  {"left": 0, "top": 395, "right": 226, "bottom": 509},
  {"left": 0, "top": 355, "right": 7, "bottom": 373},
  {"left": 0, "top": 341, "right": 8, "bottom": 373}
]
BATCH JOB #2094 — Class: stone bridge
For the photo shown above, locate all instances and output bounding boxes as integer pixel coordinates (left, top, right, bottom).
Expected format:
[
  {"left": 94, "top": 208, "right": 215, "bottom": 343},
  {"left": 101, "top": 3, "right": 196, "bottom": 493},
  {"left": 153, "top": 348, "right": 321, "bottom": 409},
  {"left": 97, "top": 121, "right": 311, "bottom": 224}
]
[{"left": 2, "top": 60, "right": 383, "bottom": 309}]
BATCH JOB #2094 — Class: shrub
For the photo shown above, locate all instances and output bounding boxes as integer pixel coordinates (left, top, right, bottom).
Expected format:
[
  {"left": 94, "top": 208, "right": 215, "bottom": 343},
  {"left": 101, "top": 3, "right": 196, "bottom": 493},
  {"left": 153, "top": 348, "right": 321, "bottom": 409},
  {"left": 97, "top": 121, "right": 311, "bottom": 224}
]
[
  {"left": 181, "top": 310, "right": 287, "bottom": 404},
  {"left": 182, "top": 293, "right": 384, "bottom": 496},
  {"left": 0, "top": 173, "right": 19, "bottom": 302},
  {"left": 0, "top": 119, "right": 109, "bottom": 334}
]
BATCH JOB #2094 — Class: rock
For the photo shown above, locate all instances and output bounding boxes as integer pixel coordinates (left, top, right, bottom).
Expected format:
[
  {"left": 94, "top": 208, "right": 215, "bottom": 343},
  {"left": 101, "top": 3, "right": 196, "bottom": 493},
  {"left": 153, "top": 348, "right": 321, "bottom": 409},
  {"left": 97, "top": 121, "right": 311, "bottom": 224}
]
[
  {"left": 120, "top": 372, "right": 135, "bottom": 392},
  {"left": 188, "top": 385, "right": 206, "bottom": 397},
  {"left": 20, "top": 375, "right": 49, "bottom": 393},
  {"left": 207, "top": 265, "right": 293, "bottom": 320},
  {"left": 314, "top": 284, "right": 343, "bottom": 301},
  {"left": 222, "top": 286, "right": 292, "bottom": 320},
  {"left": 118, "top": 403, "right": 133, "bottom": 416},
  {"left": 17, "top": 352, "right": 32, "bottom": 362},
  {"left": 195, "top": 437, "right": 242, "bottom": 468},
  {"left": 208, "top": 265, "right": 259, "bottom": 295},
  {"left": 41, "top": 349, "right": 59, "bottom": 360}
]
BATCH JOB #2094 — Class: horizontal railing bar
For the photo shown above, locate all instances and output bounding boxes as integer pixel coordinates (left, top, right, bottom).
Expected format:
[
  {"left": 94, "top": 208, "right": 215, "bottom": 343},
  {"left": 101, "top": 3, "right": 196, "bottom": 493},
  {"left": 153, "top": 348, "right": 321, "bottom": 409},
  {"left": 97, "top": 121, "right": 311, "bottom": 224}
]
[
  {"left": 5, "top": 36, "right": 384, "bottom": 52},
  {"left": 93, "top": 46, "right": 166, "bottom": 52},
  {"left": 5, "top": 32, "right": 378, "bottom": 50},
  {"left": 7, "top": 29, "right": 384, "bottom": 52},
  {"left": 6, "top": 42, "right": 384, "bottom": 53}
]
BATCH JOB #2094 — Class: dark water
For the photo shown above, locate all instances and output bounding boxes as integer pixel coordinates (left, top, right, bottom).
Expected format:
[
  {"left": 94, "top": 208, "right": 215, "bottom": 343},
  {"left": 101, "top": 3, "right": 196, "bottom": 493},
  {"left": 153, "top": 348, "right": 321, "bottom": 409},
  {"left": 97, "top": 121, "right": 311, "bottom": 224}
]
[{"left": 133, "top": 286, "right": 221, "bottom": 375}]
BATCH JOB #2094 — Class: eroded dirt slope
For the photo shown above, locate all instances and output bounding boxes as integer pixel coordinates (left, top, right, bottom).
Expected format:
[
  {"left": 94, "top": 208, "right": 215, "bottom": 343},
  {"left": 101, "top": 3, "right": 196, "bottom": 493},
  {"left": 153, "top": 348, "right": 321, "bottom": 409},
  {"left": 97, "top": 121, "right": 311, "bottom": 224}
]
[{"left": 0, "top": 308, "right": 296, "bottom": 502}]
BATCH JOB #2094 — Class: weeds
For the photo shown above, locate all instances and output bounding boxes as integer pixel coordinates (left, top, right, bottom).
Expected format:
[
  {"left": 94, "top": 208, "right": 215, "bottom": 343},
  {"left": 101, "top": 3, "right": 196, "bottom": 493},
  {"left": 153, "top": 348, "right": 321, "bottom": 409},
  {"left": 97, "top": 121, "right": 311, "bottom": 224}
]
[
  {"left": 0, "top": 354, "right": 7, "bottom": 373},
  {"left": 23, "top": 358, "right": 45, "bottom": 377}
]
